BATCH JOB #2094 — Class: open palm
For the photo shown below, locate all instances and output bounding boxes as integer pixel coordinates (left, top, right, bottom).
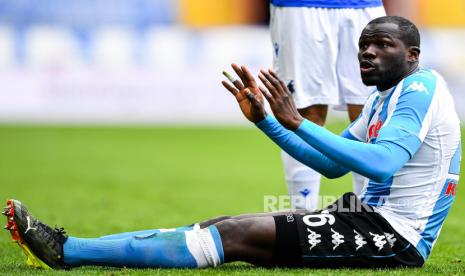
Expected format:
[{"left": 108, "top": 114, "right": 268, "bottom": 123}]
[{"left": 221, "top": 64, "right": 266, "bottom": 123}]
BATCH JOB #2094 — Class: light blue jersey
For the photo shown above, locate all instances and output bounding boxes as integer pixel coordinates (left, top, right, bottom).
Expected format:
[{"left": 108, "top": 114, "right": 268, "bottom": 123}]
[
  {"left": 257, "top": 68, "right": 461, "bottom": 261},
  {"left": 348, "top": 69, "right": 461, "bottom": 260},
  {"left": 270, "top": 0, "right": 383, "bottom": 9}
]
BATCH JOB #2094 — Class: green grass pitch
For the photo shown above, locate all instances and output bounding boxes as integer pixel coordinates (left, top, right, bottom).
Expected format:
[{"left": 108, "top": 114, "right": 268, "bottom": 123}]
[{"left": 0, "top": 122, "right": 464, "bottom": 275}]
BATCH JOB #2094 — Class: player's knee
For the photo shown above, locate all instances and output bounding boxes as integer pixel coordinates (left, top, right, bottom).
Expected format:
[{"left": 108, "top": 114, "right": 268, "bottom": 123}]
[
  {"left": 214, "top": 218, "right": 249, "bottom": 250},
  {"left": 213, "top": 215, "right": 233, "bottom": 222}
]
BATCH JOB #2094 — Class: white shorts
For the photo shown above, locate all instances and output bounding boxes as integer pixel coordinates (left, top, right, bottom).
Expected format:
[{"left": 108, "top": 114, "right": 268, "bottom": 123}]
[{"left": 270, "top": 6, "right": 385, "bottom": 109}]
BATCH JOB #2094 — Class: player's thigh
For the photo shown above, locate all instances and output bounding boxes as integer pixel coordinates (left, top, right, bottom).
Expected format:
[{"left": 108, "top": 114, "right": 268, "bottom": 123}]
[
  {"left": 270, "top": 6, "right": 339, "bottom": 109},
  {"left": 232, "top": 211, "right": 308, "bottom": 220},
  {"left": 199, "top": 211, "right": 310, "bottom": 228},
  {"left": 337, "top": 7, "right": 386, "bottom": 106},
  {"left": 215, "top": 216, "right": 276, "bottom": 264}
]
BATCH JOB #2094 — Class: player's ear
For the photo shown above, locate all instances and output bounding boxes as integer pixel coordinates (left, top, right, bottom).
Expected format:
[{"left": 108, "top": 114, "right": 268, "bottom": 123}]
[{"left": 407, "top": 46, "right": 420, "bottom": 63}]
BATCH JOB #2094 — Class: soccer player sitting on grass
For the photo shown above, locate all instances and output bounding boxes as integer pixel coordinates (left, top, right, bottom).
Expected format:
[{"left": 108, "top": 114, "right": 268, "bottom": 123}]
[{"left": 4, "top": 16, "right": 461, "bottom": 269}]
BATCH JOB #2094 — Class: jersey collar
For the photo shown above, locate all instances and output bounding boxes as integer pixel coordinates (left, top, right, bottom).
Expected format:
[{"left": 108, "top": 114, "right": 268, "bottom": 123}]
[{"left": 378, "top": 85, "right": 396, "bottom": 99}]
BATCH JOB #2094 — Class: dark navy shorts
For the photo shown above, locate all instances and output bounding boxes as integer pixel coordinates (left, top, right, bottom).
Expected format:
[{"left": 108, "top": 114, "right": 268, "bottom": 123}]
[{"left": 272, "top": 192, "right": 424, "bottom": 268}]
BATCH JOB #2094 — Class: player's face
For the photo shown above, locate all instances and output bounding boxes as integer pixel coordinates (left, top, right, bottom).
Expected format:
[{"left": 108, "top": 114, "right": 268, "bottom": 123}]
[{"left": 358, "top": 22, "right": 413, "bottom": 91}]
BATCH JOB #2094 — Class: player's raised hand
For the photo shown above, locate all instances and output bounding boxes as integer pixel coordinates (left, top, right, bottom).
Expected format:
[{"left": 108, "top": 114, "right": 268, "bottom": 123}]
[
  {"left": 221, "top": 64, "right": 267, "bottom": 123},
  {"left": 258, "top": 69, "right": 304, "bottom": 130}
]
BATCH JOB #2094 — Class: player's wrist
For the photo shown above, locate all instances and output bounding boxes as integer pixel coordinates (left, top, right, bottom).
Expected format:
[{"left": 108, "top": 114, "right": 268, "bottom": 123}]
[
  {"left": 282, "top": 116, "right": 304, "bottom": 131},
  {"left": 254, "top": 113, "right": 272, "bottom": 125},
  {"left": 249, "top": 111, "right": 266, "bottom": 123}
]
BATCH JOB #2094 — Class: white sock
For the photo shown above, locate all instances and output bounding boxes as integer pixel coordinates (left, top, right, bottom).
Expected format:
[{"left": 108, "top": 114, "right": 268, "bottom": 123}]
[
  {"left": 352, "top": 172, "right": 367, "bottom": 197},
  {"left": 281, "top": 151, "right": 321, "bottom": 210},
  {"left": 185, "top": 227, "right": 223, "bottom": 268}
]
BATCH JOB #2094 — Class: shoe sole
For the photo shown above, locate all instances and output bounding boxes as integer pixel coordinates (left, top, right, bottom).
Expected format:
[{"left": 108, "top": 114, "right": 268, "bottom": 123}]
[{"left": 3, "top": 199, "right": 51, "bottom": 269}]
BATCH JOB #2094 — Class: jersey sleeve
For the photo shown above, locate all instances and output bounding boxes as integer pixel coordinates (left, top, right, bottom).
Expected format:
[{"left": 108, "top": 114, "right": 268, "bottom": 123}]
[
  {"left": 295, "top": 119, "right": 411, "bottom": 182},
  {"left": 376, "top": 71, "right": 437, "bottom": 158},
  {"left": 255, "top": 115, "right": 350, "bottom": 178}
]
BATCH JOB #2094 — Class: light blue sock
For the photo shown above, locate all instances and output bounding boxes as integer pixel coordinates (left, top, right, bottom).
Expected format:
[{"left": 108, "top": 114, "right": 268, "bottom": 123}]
[
  {"left": 63, "top": 225, "right": 224, "bottom": 268},
  {"left": 97, "top": 224, "right": 196, "bottom": 240}
]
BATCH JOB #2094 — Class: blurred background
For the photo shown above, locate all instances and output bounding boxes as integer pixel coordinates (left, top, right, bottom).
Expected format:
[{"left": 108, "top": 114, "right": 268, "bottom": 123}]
[{"left": 0, "top": 0, "right": 464, "bottom": 124}]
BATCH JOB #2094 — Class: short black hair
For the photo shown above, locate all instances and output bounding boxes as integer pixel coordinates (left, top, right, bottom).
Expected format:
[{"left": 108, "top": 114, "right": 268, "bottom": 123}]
[{"left": 367, "top": 16, "right": 420, "bottom": 47}]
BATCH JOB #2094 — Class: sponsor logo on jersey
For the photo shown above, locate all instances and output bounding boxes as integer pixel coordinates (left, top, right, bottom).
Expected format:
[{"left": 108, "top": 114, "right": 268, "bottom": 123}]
[
  {"left": 445, "top": 181, "right": 457, "bottom": 196},
  {"left": 368, "top": 120, "right": 383, "bottom": 141}
]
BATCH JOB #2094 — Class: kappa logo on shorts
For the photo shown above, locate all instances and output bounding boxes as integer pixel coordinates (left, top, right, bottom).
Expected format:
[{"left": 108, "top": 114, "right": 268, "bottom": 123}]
[
  {"left": 353, "top": 230, "right": 367, "bottom": 251},
  {"left": 306, "top": 228, "right": 321, "bottom": 251},
  {"left": 370, "top": 232, "right": 387, "bottom": 252},
  {"left": 384, "top": 232, "right": 397, "bottom": 248},
  {"left": 331, "top": 228, "right": 344, "bottom": 250}
]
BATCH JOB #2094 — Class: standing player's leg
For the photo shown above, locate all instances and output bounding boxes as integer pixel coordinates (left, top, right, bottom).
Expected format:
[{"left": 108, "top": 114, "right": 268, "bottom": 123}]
[
  {"left": 336, "top": 6, "right": 386, "bottom": 195},
  {"left": 281, "top": 105, "right": 326, "bottom": 210},
  {"left": 270, "top": 6, "right": 339, "bottom": 210},
  {"left": 347, "top": 104, "right": 364, "bottom": 123},
  {"left": 298, "top": 105, "right": 328, "bottom": 127},
  {"left": 347, "top": 104, "right": 366, "bottom": 195}
]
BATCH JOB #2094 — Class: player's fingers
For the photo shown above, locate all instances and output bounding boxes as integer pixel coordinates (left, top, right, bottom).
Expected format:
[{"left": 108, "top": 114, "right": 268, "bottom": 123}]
[
  {"left": 262, "top": 69, "right": 285, "bottom": 96},
  {"left": 259, "top": 70, "right": 282, "bottom": 98},
  {"left": 231, "top": 63, "right": 248, "bottom": 87},
  {"left": 244, "top": 88, "right": 261, "bottom": 108},
  {"left": 258, "top": 72, "right": 279, "bottom": 98},
  {"left": 268, "top": 69, "right": 289, "bottom": 94},
  {"left": 241, "top": 65, "right": 258, "bottom": 87},
  {"left": 221, "top": 80, "right": 239, "bottom": 96},
  {"left": 223, "top": 70, "right": 244, "bottom": 90},
  {"left": 259, "top": 85, "right": 276, "bottom": 107},
  {"left": 244, "top": 88, "right": 254, "bottom": 100},
  {"left": 259, "top": 85, "right": 273, "bottom": 102},
  {"left": 233, "top": 80, "right": 244, "bottom": 90}
]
